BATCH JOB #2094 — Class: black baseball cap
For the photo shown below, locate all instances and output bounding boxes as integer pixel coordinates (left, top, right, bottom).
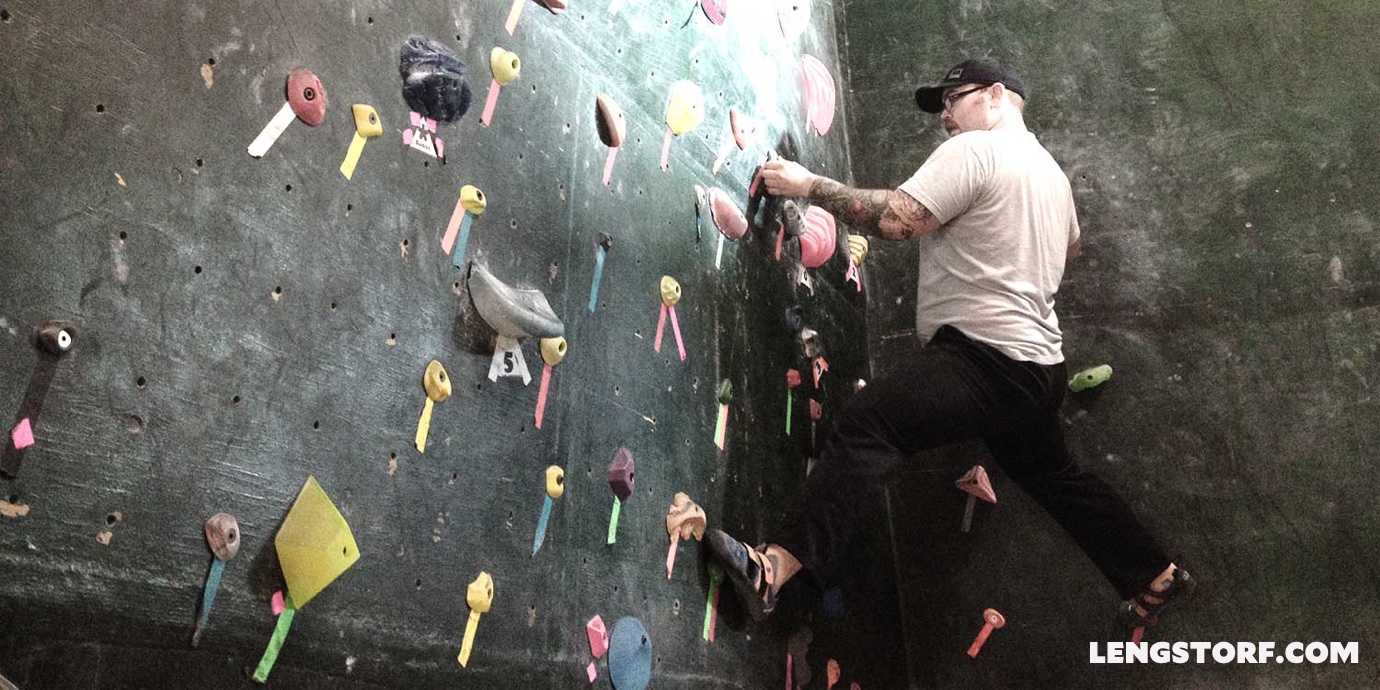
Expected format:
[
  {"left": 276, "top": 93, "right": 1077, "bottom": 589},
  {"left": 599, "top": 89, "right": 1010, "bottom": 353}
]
[{"left": 914, "top": 58, "right": 1027, "bottom": 113}]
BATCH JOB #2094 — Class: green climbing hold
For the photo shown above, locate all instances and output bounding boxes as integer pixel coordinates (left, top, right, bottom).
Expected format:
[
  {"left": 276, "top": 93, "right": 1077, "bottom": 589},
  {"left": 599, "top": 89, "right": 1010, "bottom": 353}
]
[{"left": 1069, "top": 364, "right": 1113, "bottom": 392}]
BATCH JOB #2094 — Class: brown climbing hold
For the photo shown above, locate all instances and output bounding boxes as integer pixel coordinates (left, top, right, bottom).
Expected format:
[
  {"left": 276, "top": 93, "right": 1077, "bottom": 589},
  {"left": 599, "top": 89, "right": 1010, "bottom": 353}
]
[
  {"left": 286, "top": 69, "right": 327, "bottom": 126},
  {"left": 204, "top": 512, "right": 241, "bottom": 561},
  {"left": 596, "top": 94, "right": 627, "bottom": 148},
  {"left": 665, "top": 493, "right": 706, "bottom": 541},
  {"left": 607, "top": 448, "right": 635, "bottom": 500},
  {"left": 36, "top": 320, "right": 76, "bottom": 355}
]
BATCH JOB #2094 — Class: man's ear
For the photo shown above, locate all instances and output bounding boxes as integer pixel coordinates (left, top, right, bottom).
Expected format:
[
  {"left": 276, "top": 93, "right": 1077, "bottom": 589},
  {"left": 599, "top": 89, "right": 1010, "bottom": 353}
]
[{"left": 988, "top": 82, "right": 1006, "bottom": 105}]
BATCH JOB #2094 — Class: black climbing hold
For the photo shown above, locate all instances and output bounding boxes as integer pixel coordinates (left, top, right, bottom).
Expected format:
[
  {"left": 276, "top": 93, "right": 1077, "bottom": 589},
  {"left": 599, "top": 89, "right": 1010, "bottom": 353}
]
[{"left": 400, "top": 36, "right": 473, "bottom": 122}]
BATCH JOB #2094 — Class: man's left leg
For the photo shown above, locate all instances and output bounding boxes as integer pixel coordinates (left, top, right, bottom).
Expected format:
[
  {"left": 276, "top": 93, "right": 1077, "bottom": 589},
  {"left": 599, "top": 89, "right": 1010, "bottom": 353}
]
[{"left": 983, "top": 379, "right": 1190, "bottom": 623}]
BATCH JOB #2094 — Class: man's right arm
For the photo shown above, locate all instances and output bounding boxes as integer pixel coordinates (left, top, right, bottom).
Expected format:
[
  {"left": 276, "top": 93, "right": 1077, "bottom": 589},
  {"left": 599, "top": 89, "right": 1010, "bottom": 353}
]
[{"left": 807, "top": 176, "right": 941, "bottom": 241}]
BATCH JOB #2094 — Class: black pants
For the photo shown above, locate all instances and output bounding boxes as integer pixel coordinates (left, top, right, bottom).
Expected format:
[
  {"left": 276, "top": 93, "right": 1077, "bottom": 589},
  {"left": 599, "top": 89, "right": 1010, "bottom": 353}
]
[{"left": 776, "top": 325, "right": 1170, "bottom": 599}]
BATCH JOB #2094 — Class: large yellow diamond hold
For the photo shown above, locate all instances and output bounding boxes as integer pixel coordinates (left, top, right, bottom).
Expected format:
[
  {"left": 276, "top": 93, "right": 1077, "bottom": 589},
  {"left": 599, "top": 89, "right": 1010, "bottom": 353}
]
[{"left": 275, "top": 476, "right": 360, "bottom": 609}]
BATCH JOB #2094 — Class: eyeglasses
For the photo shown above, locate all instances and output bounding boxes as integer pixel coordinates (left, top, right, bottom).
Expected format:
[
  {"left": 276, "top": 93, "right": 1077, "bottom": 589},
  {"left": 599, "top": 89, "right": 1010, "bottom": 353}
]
[{"left": 942, "top": 85, "right": 988, "bottom": 111}]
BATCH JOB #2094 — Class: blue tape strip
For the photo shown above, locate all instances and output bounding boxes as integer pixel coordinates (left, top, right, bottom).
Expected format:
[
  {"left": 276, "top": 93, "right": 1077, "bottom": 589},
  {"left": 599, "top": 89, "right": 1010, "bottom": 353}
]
[
  {"left": 532, "top": 496, "right": 554, "bottom": 556},
  {"left": 588, "top": 249, "right": 607, "bottom": 313},
  {"left": 191, "top": 558, "right": 225, "bottom": 646},
  {"left": 451, "top": 213, "right": 474, "bottom": 270}
]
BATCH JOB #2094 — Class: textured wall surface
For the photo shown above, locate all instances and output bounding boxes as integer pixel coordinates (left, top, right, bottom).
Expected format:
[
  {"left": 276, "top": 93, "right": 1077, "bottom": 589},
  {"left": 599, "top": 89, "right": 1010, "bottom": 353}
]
[
  {"left": 842, "top": 0, "right": 1380, "bottom": 686},
  {"left": 0, "top": 0, "right": 883, "bottom": 687}
]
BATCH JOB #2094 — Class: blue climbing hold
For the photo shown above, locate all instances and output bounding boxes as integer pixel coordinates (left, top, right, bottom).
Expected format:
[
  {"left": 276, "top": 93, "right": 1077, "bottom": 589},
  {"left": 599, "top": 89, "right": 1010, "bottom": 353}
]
[{"left": 608, "top": 617, "right": 652, "bottom": 690}]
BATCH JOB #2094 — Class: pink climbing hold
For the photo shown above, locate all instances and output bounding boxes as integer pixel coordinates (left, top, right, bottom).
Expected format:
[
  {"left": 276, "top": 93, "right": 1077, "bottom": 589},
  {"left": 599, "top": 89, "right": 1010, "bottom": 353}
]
[
  {"left": 956, "top": 466, "right": 997, "bottom": 504},
  {"left": 587, "top": 615, "right": 609, "bottom": 659},
  {"left": 800, "top": 206, "right": 837, "bottom": 269},
  {"left": 701, "top": 0, "right": 727, "bottom": 25},
  {"left": 10, "top": 418, "right": 33, "bottom": 450},
  {"left": 271, "top": 590, "right": 285, "bottom": 616},
  {"left": 708, "top": 187, "right": 748, "bottom": 240},
  {"left": 799, "top": 55, "right": 836, "bottom": 136}
]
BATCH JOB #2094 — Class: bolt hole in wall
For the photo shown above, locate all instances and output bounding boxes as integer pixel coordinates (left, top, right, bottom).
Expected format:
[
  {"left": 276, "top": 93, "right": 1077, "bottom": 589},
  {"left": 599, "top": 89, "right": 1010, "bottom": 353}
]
[
  {"left": 195, "top": 158, "right": 203, "bottom": 167},
  {"left": 95, "top": 103, "right": 105, "bottom": 113},
  {"left": 193, "top": 265, "right": 202, "bottom": 274},
  {"left": 232, "top": 395, "right": 241, "bottom": 404},
  {"left": 285, "top": 184, "right": 292, "bottom": 192},
  {"left": 136, "top": 376, "right": 146, "bottom": 389},
  {"left": 1, "top": 9, "right": 11, "bottom": 21}
]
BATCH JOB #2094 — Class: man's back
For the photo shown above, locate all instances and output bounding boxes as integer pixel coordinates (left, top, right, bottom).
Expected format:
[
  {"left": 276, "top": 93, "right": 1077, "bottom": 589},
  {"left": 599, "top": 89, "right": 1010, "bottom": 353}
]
[{"left": 899, "top": 128, "right": 1079, "bottom": 365}]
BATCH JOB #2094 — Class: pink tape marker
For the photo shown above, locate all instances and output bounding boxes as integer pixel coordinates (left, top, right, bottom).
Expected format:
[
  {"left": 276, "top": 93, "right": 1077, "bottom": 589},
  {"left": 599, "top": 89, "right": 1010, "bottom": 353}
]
[
  {"left": 659, "top": 129, "right": 673, "bottom": 171},
  {"left": 481, "top": 79, "right": 502, "bottom": 126},
  {"left": 813, "top": 356, "right": 830, "bottom": 388},
  {"left": 1130, "top": 626, "right": 1145, "bottom": 644},
  {"left": 654, "top": 304, "right": 668, "bottom": 353},
  {"left": 586, "top": 661, "right": 598, "bottom": 683},
  {"left": 786, "top": 651, "right": 793, "bottom": 690},
  {"left": 534, "top": 365, "right": 553, "bottom": 429},
  {"left": 668, "top": 306, "right": 686, "bottom": 361},
  {"left": 441, "top": 195, "right": 467, "bottom": 254},
  {"left": 665, "top": 540, "right": 678, "bottom": 581},
  {"left": 846, "top": 258, "right": 862, "bottom": 292},
  {"left": 774, "top": 222, "right": 784, "bottom": 261},
  {"left": 714, "top": 403, "right": 728, "bottom": 450},
  {"left": 708, "top": 585, "right": 719, "bottom": 641},
  {"left": 271, "top": 590, "right": 285, "bottom": 616},
  {"left": 11, "top": 417, "right": 34, "bottom": 450},
  {"left": 504, "top": 0, "right": 525, "bottom": 34},
  {"left": 602, "top": 147, "right": 619, "bottom": 187}
]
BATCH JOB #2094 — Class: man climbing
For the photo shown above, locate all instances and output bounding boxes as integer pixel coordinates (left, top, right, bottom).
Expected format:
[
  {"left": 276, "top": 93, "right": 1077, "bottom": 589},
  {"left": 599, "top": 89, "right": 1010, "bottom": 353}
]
[{"left": 707, "top": 58, "right": 1192, "bottom": 636}]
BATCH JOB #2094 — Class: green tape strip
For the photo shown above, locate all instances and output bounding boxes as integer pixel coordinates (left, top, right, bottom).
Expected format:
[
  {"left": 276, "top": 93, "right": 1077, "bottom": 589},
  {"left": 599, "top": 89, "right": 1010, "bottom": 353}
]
[
  {"left": 251, "top": 599, "right": 297, "bottom": 683},
  {"left": 785, "top": 390, "right": 793, "bottom": 435},
  {"left": 702, "top": 569, "right": 720, "bottom": 641},
  {"left": 606, "top": 497, "right": 621, "bottom": 545}
]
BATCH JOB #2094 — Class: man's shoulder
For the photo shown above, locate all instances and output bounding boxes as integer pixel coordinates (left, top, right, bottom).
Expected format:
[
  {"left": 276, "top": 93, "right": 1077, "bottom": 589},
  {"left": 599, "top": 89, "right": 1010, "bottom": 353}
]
[
  {"left": 923, "top": 130, "right": 998, "bottom": 167},
  {"left": 943, "top": 130, "right": 999, "bottom": 148}
]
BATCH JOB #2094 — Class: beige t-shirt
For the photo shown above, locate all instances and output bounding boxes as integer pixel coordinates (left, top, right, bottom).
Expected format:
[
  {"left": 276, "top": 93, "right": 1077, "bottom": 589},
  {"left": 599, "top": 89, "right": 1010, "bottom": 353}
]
[{"left": 898, "top": 127, "right": 1079, "bottom": 365}]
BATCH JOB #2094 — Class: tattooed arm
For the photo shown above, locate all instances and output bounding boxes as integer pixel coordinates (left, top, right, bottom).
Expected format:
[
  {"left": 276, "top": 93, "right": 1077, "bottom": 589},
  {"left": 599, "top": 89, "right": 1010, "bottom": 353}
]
[
  {"left": 760, "top": 158, "right": 940, "bottom": 241},
  {"left": 808, "top": 176, "right": 941, "bottom": 241}
]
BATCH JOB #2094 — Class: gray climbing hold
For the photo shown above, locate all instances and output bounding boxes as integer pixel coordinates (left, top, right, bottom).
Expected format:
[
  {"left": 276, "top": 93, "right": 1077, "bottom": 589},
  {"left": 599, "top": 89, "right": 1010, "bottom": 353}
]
[{"left": 467, "top": 263, "right": 564, "bottom": 339}]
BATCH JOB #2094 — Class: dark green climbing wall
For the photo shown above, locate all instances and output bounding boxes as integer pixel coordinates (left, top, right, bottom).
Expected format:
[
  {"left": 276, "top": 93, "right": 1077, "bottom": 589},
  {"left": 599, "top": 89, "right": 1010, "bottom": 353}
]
[
  {"left": 0, "top": 0, "right": 879, "bottom": 687},
  {"left": 843, "top": 0, "right": 1380, "bottom": 686}
]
